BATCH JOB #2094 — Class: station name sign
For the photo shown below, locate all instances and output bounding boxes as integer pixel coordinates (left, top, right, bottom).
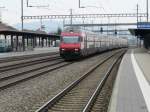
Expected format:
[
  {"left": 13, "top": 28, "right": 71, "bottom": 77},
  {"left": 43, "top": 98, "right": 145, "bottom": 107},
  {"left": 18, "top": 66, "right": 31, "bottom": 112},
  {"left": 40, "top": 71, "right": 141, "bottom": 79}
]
[{"left": 137, "top": 22, "right": 150, "bottom": 29}]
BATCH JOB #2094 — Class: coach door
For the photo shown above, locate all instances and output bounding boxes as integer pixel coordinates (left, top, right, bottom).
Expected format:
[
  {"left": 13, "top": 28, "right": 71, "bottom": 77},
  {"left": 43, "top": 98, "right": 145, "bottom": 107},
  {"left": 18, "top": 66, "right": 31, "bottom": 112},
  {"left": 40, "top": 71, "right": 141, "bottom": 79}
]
[{"left": 84, "top": 35, "right": 87, "bottom": 49}]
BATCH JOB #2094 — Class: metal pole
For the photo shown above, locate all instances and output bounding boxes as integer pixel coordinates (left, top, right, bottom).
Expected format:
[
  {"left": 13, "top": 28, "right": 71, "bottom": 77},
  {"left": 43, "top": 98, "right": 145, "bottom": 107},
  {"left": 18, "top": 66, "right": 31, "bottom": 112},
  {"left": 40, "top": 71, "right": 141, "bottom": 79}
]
[
  {"left": 63, "top": 19, "right": 65, "bottom": 28},
  {"left": 147, "top": 0, "right": 149, "bottom": 22},
  {"left": 107, "top": 17, "right": 110, "bottom": 36},
  {"left": 0, "top": 8, "right": 2, "bottom": 22},
  {"left": 79, "top": 0, "right": 80, "bottom": 8},
  {"left": 82, "top": 17, "right": 85, "bottom": 29},
  {"left": 70, "top": 9, "right": 73, "bottom": 26},
  {"left": 21, "top": 0, "right": 24, "bottom": 31},
  {"left": 27, "top": 0, "right": 29, "bottom": 6},
  {"left": 92, "top": 20, "right": 94, "bottom": 31},
  {"left": 137, "top": 4, "right": 139, "bottom": 28},
  {"left": 40, "top": 18, "right": 42, "bottom": 30}
]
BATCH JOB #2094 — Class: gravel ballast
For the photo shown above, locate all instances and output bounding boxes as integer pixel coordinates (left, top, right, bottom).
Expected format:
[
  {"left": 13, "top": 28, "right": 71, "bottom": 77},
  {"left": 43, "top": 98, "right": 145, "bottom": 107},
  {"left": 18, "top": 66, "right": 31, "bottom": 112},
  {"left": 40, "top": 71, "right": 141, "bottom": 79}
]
[{"left": 0, "top": 51, "right": 117, "bottom": 112}]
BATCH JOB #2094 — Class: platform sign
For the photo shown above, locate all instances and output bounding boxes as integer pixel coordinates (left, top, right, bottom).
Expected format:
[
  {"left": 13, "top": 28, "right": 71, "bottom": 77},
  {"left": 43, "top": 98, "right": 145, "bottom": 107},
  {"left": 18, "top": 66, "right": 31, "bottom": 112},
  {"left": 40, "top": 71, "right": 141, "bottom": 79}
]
[{"left": 137, "top": 22, "right": 150, "bottom": 29}]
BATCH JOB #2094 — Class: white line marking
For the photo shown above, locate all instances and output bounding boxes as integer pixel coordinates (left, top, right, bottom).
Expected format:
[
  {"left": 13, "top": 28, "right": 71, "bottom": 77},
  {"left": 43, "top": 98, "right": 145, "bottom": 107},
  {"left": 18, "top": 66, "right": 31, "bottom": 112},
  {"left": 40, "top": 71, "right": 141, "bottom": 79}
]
[{"left": 131, "top": 50, "right": 150, "bottom": 112}]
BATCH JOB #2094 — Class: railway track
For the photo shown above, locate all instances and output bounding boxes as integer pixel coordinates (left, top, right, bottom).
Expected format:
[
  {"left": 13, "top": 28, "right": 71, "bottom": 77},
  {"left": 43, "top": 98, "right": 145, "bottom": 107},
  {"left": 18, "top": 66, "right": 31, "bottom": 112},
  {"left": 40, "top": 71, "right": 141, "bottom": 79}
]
[
  {"left": 0, "top": 51, "right": 77, "bottom": 90},
  {"left": 0, "top": 55, "right": 61, "bottom": 72},
  {"left": 0, "top": 60, "right": 73, "bottom": 90},
  {"left": 35, "top": 50, "right": 126, "bottom": 112},
  {"left": 0, "top": 50, "right": 118, "bottom": 90},
  {"left": 83, "top": 53, "right": 123, "bottom": 112}
]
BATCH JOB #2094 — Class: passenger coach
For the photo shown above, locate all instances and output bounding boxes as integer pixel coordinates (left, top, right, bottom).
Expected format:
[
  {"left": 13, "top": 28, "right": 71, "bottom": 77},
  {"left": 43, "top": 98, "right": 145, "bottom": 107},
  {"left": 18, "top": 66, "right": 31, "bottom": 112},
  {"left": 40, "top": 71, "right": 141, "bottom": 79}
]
[{"left": 59, "top": 27, "right": 127, "bottom": 60}]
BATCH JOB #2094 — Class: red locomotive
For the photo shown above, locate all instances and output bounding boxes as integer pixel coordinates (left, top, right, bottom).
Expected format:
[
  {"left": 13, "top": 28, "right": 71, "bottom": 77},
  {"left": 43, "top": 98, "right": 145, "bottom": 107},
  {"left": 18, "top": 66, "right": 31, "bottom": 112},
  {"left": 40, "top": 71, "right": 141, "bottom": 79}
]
[{"left": 59, "top": 27, "right": 127, "bottom": 60}]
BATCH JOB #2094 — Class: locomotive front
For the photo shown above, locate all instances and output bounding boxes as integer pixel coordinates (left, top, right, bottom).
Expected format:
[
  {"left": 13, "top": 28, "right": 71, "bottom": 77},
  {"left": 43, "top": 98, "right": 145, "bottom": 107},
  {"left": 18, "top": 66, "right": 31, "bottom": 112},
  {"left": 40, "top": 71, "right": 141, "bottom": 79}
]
[{"left": 59, "top": 32, "right": 82, "bottom": 60}]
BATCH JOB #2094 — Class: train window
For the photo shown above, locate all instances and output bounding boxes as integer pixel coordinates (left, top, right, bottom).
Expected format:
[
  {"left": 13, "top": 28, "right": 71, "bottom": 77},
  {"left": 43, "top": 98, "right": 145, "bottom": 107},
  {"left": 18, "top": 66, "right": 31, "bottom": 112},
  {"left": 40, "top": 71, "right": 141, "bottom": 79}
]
[
  {"left": 60, "top": 36, "right": 63, "bottom": 41},
  {"left": 79, "top": 36, "right": 83, "bottom": 42},
  {"left": 62, "top": 36, "right": 80, "bottom": 43}
]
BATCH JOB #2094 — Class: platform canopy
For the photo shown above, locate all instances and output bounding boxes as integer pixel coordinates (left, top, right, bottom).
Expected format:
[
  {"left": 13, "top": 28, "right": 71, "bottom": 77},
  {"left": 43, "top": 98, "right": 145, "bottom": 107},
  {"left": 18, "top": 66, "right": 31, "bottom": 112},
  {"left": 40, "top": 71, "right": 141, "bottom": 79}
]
[
  {"left": 0, "top": 22, "right": 18, "bottom": 33},
  {"left": 129, "top": 28, "right": 150, "bottom": 37},
  {"left": 0, "top": 22, "right": 60, "bottom": 39},
  {"left": 129, "top": 22, "right": 150, "bottom": 37},
  {"left": 129, "top": 28, "right": 150, "bottom": 49},
  {"left": 0, "top": 22, "right": 60, "bottom": 52}
]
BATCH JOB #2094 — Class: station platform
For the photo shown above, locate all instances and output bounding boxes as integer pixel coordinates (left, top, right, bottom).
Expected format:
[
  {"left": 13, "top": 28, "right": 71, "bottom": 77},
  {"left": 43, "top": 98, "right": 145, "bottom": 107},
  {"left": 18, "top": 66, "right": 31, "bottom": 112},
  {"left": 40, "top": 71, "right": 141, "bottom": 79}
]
[
  {"left": 108, "top": 48, "right": 150, "bottom": 112},
  {"left": 0, "top": 47, "right": 59, "bottom": 58}
]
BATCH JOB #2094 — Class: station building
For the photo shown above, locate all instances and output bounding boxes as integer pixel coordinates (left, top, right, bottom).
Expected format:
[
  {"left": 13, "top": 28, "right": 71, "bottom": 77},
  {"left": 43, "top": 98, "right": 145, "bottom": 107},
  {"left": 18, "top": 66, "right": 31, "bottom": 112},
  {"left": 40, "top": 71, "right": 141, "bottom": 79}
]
[{"left": 0, "top": 22, "right": 60, "bottom": 52}]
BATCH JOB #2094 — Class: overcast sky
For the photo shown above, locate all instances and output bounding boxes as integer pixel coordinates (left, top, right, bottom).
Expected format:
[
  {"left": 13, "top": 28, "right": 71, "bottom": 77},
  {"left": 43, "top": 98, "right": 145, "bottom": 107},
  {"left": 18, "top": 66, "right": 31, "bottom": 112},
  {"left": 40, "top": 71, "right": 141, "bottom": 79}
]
[{"left": 0, "top": 0, "right": 148, "bottom": 26}]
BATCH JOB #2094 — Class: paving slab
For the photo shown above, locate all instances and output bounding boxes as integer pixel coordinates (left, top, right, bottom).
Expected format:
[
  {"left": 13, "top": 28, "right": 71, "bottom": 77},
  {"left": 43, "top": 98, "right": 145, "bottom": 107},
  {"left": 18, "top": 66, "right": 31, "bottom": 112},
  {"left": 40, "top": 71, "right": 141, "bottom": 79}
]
[
  {"left": 134, "top": 48, "right": 150, "bottom": 84},
  {"left": 108, "top": 49, "right": 148, "bottom": 112},
  {"left": 0, "top": 47, "right": 59, "bottom": 58}
]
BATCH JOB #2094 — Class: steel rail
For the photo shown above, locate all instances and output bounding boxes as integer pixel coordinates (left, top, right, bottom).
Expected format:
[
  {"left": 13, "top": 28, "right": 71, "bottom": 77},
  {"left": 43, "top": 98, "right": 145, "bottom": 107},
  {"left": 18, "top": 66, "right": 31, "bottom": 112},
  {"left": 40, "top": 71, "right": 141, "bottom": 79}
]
[
  {"left": 0, "top": 50, "right": 122, "bottom": 91},
  {"left": 0, "top": 56, "right": 61, "bottom": 72},
  {"left": 82, "top": 52, "right": 125, "bottom": 112},
  {"left": 0, "top": 59, "right": 64, "bottom": 81},
  {"left": 0, "top": 61, "right": 73, "bottom": 90},
  {"left": 35, "top": 50, "right": 123, "bottom": 112}
]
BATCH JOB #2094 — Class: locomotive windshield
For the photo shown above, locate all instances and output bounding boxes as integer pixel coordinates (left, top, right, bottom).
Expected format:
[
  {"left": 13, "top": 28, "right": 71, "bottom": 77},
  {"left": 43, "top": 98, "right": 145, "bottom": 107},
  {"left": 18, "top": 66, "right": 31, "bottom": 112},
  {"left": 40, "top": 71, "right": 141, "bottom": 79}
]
[{"left": 62, "top": 36, "right": 80, "bottom": 43}]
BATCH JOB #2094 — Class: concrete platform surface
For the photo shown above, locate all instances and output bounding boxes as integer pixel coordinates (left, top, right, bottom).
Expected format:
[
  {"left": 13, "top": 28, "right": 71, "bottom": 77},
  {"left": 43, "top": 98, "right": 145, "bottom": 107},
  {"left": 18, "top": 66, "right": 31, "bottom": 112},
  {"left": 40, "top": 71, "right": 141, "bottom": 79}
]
[
  {"left": 134, "top": 48, "right": 150, "bottom": 84},
  {"left": 0, "top": 47, "right": 59, "bottom": 58},
  {"left": 108, "top": 49, "right": 150, "bottom": 112}
]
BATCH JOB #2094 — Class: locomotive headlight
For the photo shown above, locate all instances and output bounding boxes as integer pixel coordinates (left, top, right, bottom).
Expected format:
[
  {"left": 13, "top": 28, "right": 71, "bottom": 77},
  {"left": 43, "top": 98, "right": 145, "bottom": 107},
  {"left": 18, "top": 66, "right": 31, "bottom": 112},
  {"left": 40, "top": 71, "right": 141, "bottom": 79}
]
[
  {"left": 61, "top": 49, "right": 65, "bottom": 51},
  {"left": 75, "top": 48, "right": 79, "bottom": 51}
]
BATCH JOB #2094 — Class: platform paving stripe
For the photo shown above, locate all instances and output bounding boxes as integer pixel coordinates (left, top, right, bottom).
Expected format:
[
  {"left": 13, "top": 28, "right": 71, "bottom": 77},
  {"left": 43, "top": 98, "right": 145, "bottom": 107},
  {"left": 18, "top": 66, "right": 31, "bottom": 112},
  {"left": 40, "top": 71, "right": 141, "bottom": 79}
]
[{"left": 131, "top": 50, "right": 150, "bottom": 112}]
